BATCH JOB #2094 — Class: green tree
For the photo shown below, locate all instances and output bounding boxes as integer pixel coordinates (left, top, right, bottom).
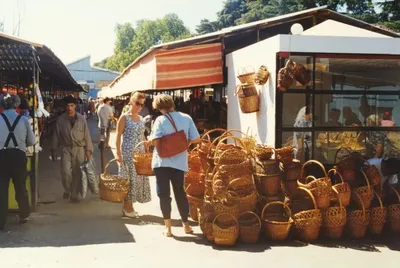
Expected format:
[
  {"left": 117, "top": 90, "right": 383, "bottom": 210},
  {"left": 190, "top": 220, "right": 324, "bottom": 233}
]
[{"left": 196, "top": 19, "right": 221, "bottom": 35}]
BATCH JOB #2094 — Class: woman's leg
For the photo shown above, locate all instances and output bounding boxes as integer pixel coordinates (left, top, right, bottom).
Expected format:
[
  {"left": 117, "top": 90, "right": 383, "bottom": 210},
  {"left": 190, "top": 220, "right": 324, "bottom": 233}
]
[
  {"left": 154, "top": 167, "right": 172, "bottom": 236},
  {"left": 170, "top": 169, "right": 192, "bottom": 233}
]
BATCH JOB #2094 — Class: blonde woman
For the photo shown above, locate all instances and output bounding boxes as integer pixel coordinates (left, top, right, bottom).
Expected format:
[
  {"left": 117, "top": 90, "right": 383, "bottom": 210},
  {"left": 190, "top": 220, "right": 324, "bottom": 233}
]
[
  {"left": 116, "top": 92, "right": 151, "bottom": 218},
  {"left": 149, "top": 94, "right": 200, "bottom": 237}
]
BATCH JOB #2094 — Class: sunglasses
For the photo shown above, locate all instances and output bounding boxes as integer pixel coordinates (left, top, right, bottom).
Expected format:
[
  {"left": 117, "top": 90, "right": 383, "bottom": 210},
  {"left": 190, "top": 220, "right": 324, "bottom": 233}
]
[{"left": 131, "top": 101, "right": 144, "bottom": 107}]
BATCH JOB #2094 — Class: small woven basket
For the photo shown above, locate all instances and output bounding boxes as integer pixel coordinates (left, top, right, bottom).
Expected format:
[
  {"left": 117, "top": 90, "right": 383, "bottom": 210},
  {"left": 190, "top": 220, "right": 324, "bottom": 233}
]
[
  {"left": 328, "top": 169, "right": 351, "bottom": 207},
  {"left": 262, "top": 201, "right": 293, "bottom": 241},
  {"left": 387, "top": 185, "right": 400, "bottom": 233},
  {"left": 254, "top": 65, "right": 270, "bottom": 85},
  {"left": 347, "top": 192, "right": 370, "bottom": 239},
  {"left": 212, "top": 213, "right": 239, "bottom": 246},
  {"left": 237, "top": 66, "right": 256, "bottom": 84},
  {"left": 99, "top": 159, "right": 130, "bottom": 203},
  {"left": 293, "top": 187, "right": 323, "bottom": 242},
  {"left": 351, "top": 170, "right": 374, "bottom": 209},
  {"left": 133, "top": 141, "right": 154, "bottom": 176},
  {"left": 238, "top": 211, "right": 262, "bottom": 243},
  {"left": 368, "top": 191, "right": 387, "bottom": 235},
  {"left": 322, "top": 188, "right": 347, "bottom": 239},
  {"left": 253, "top": 145, "right": 274, "bottom": 161},
  {"left": 213, "top": 198, "right": 240, "bottom": 226}
]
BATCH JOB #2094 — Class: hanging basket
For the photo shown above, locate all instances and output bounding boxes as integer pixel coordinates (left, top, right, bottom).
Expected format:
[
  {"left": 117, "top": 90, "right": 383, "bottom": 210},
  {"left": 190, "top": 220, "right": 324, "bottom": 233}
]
[
  {"left": 322, "top": 188, "right": 347, "bottom": 239},
  {"left": 235, "top": 84, "right": 259, "bottom": 114},
  {"left": 293, "top": 62, "right": 311, "bottom": 86},
  {"left": 212, "top": 213, "right": 239, "bottom": 246},
  {"left": 99, "top": 159, "right": 130, "bottom": 203},
  {"left": 293, "top": 187, "right": 323, "bottom": 242},
  {"left": 133, "top": 141, "right": 154, "bottom": 176},
  {"left": 237, "top": 66, "right": 256, "bottom": 84},
  {"left": 238, "top": 211, "right": 262, "bottom": 243},
  {"left": 347, "top": 192, "right": 370, "bottom": 239},
  {"left": 254, "top": 65, "right": 270, "bottom": 85},
  {"left": 351, "top": 170, "right": 374, "bottom": 209},
  {"left": 328, "top": 169, "right": 351, "bottom": 207},
  {"left": 277, "top": 60, "right": 295, "bottom": 92},
  {"left": 368, "top": 191, "right": 387, "bottom": 235},
  {"left": 387, "top": 185, "right": 400, "bottom": 233},
  {"left": 262, "top": 201, "right": 293, "bottom": 241}
]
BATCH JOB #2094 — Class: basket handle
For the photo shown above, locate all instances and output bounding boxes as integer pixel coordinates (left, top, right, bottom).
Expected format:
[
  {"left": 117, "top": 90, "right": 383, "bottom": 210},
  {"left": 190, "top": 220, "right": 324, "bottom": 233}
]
[
  {"left": 373, "top": 190, "right": 384, "bottom": 209},
  {"left": 360, "top": 170, "right": 371, "bottom": 189},
  {"left": 238, "top": 211, "right": 262, "bottom": 227},
  {"left": 300, "top": 160, "right": 328, "bottom": 178},
  {"left": 213, "top": 213, "right": 239, "bottom": 228},
  {"left": 305, "top": 175, "right": 317, "bottom": 183},
  {"left": 332, "top": 187, "right": 343, "bottom": 209},
  {"left": 215, "top": 148, "right": 248, "bottom": 167},
  {"left": 201, "top": 128, "right": 228, "bottom": 141},
  {"left": 328, "top": 169, "right": 344, "bottom": 184},
  {"left": 334, "top": 147, "right": 352, "bottom": 165},
  {"left": 104, "top": 159, "right": 118, "bottom": 173},
  {"left": 227, "top": 178, "right": 254, "bottom": 192},
  {"left": 352, "top": 192, "right": 366, "bottom": 221},
  {"left": 215, "top": 135, "right": 245, "bottom": 151},
  {"left": 261, "top": 201, "right": 292, "bottom": 220},
  {"left": 297, "top": 187, "right": 318, "bottom": 210},
  {"left": 237, "top": 66, "right": 255, "bottom": 76},
  {"left": 134, "top": 141, "right": 151, "bottom": 153},
  {"left": 389, "top": 185, "right": 400, "bottom": 203}
]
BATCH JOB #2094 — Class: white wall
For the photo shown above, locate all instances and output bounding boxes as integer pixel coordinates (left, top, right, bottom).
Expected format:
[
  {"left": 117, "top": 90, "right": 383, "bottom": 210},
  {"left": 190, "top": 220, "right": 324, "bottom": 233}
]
[{"left": 226, "top": 35, "right": 280, "bottom": 146}]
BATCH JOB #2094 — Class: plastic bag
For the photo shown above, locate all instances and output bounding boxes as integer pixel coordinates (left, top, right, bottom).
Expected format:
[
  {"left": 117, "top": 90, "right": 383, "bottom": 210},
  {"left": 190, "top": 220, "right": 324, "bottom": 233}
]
[
  {"left": 78, "top": 157, "right": 99, "bottom": 199},
  {"left": 78, "top": 164, "right": 89, "bottom": 199}
]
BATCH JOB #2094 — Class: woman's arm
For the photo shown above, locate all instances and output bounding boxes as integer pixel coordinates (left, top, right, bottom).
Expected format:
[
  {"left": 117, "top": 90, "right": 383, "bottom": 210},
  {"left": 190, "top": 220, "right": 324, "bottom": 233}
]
[{"left": 116, "top": 115, "right": 126, "bottom": 162}]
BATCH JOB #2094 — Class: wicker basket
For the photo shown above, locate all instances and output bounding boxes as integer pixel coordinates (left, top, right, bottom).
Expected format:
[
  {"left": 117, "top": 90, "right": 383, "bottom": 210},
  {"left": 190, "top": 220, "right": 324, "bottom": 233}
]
[
  {"left": 322, "top": 188, "right": 347, "bottom": 239},
  {"left": 347, "top": 192, "right": 370, "bottom": 239},
  {"left": 256, "top": 159, "right": 281, "bottom": 175},
  {"left": 351, "top": 170, "right": 374, "bottom": 209},
  {"left": 328, "top": 169, "right": 351, "bottom": 207},
  {"left": 187, "top": 194, "right": 203, "bottom": 221},
  {"left": 277, "top": 67, "right": 294, "bottom": 92},
  {"left": 237, "top": 94, "right": 260, "bottom": 114},
  {"left": 283, "top": 179, "right": 299, "bottom": 198},
  {"left": 256, "top": 173, "right": 282, "bottom": 197},
  {"left": 185, "top": 178, "right": 205, "bottom": 198},
  {"left": 219, "top": 159, "right": 253, "bottom": 179},
  {"left": 213, "top": 213, "right": 239, "bottom": 246},
  {"left": 368, "top": 191, "right": 387, "bottom": 235},
  {"left": 285, "top": 160, "right": 302, "bottom": 181},
  {"left": 238, "top": 211, "right": 261, "bottom": 243},
  {"left": 293, "top": 62, "right": 311, "bottom": 86},
  {"left": 99, "top": 159, "right": 130, "bottom": 203},
  {"left": 255, "top": 65, "right": 270, "bottom": 85},
  {"left": 213, "top": 198, "right": 240, "bottom": 226},
  {"left": 253, "top": 145, "right": 274, "bottom": 161},
  {"left": 227, "top": 178, "right": 258, "bottom": 213},
  {"left": 299, "top": 160, "right": 332, "bottom": 209},
  {"left": 262, "top": 201, "right": 293, "bottom": 241},
  {"left": 387, "top": 185, "right": 400, "bottom": 233},
  {"left": 188, "top": 147, "right": 202, "bottom": 173},
  {"left": 362, "top": 164, "right": 381, "bottom": 187},
  {"left": 293, "top": 187, "right": 323, "bottom": 242},
  {"left": 199, "top": 212, "right": 214, "bottom": 242},
  {"left": 133, "top": 141, "right": 154, "bottom": 176},
  {"left": 237, "top": 66, "right": 256, "bottom": 84},
  {"left": 334, "top": 148, "right": 364, "bottom": 184}
]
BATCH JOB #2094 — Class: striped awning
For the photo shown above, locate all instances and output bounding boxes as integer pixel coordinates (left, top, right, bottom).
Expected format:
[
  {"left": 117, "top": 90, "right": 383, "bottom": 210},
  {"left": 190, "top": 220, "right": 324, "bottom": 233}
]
[{"left": 155, "top": 43, "right": 223, "bottom": 90}]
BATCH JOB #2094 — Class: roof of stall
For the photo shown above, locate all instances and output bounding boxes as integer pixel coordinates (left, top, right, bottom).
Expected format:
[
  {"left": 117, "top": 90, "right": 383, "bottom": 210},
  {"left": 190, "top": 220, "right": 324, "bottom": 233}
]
[
  {"left": 0, "top": 33, "right": 84, "bottom": 91},
  {"left": 109, "top": 6, "right": 400, "bottom": 89}
]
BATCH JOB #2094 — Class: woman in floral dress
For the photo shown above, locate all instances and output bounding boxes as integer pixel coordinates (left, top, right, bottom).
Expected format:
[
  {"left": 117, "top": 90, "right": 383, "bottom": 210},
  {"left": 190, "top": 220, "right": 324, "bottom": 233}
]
[{"left": 116, "top": 92, "right": 151, "bottom": 218}]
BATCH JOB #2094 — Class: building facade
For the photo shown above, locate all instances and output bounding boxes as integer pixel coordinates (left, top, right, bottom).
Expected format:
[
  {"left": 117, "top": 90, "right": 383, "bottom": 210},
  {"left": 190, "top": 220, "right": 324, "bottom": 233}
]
[{"left": 66, "top": 55, "right": 120, "bottom": 99}]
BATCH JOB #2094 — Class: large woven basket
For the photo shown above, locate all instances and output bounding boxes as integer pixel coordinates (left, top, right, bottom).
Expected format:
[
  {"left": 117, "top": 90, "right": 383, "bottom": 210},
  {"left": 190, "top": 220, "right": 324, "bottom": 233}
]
[
  {"left": 387, "top": 185, "right": 400, "bottom": 233},
  {"left": 277, "top": 67, "right": 294, "bottom": 92},
  {"left": 328, "top": 169, "right": 351, "bottom": 207},
  {"left": 322, "top": 188, "right": 347, "bottom": 239},
  {"left": 293, "top": 187, "right": 323, "bottom": 242},
  {"left": 133, "top": 141, "right": 154, "bottom": 176},
  {"left": 351, "top": 170, "right": 374, "bottom": 209},
  {"left": 99, "top": 159, "right": 130, "bottom": 203},
  {"left": 238, "top": 94, "right": 259, "bottom": 114},
  {"left": 368, "top": 191, "right": 387, "bottom": 235},
  {"left": 262, "top": 201, "right": 293, "bottom": 241},
  {"left": 347, "top": 192, "right": 370, "bottom": 239},
  {"left": 227, "top": 178, "right": 258, "bottom": 214},
  {"left": 213, "top": 213, "right": 239, "bottom": 246},
  {"left": 238, "top": 211, "right": 261, "bottom": 243}
]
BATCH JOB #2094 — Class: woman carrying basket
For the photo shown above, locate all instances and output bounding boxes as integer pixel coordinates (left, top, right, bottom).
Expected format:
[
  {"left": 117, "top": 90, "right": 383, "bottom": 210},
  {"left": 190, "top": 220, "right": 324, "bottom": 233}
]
[
  {"left": 116, "top": 92, "right": 151, "bottom": 218},
  {"left": 149, "top": 94, "right": 200, "bottom": 237}
]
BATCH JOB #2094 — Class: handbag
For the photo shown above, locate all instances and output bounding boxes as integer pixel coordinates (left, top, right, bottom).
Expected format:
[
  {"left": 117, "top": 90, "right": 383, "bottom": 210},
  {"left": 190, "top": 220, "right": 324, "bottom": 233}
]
[{"left": 156, "top": 113, "right": 188, "bottom": 158}]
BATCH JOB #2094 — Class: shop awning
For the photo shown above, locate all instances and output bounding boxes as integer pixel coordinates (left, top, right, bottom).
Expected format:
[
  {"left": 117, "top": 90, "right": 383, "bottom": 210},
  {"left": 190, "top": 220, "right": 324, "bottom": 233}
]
[{"left": 110, "top": 43, "right": 223, "bottom": 96}]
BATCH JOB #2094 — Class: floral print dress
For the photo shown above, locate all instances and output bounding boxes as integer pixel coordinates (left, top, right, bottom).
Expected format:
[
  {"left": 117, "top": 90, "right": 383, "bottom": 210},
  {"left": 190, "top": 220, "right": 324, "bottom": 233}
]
[{"left": 119, "top": 114, "right": 151, "bottom": 203}]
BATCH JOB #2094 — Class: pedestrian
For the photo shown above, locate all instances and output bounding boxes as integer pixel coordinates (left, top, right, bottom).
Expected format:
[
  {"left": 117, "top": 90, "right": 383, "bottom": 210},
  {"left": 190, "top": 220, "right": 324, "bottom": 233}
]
[
  {"left": 149, "top": 94, "right": 200, "bottom": 237},
  {"left": 0, "top": 93, "right": 35, "bottom": 230},
  {"left": 116, "top": 92, "right": 151, "bottom": 218},
  {"left": 51, "top": 95, "right": 93, "bottom": 202},
  {"left": 98, "top": 97, "right": 114, "bottom": 149}
]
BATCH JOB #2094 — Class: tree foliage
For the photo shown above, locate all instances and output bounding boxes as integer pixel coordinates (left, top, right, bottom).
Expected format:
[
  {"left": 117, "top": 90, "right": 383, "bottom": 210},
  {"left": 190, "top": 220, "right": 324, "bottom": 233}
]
[{"left": 95, "top": 14, "right": 191, "bottom": 71}]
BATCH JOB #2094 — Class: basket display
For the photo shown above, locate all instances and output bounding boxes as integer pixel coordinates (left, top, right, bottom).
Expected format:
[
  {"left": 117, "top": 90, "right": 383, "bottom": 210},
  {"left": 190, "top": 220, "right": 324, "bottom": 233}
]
[
  {"left": 227, "top": 178, "right": 258, "bottom": 214},
  {"left": 253, "top": 145, "right": 274, "bottom": 161},
  {"left": 213, "top": 198, "right": 240, "bottom": 225},
  {"left": 238, "top": 211, "right": 261, "bottom": 243},
  {"left": 188, "top": 147, "right": 202, "bottom": 173},
  {"left": 351, "top": 170, "right": 374, "bottom": 209},
  {"left": 262, "top": 201, "right": 293, "bottom": 241},
  {"left": 254, "top": 65, "right": 270, "bottom": 85},
  {"left": 347, "top": 192, "right": 370, "bottom": 239},
  {"left": 99, "top": 159, "right": 130, "bottom": 203},
  {"left": 277, "top": 67, "right": 294, "bottom": 92},
  {"left": 187, "top": 194, "right": 203, "bottom": 221},
  {"left": 285, "top": 160, "right": 302, "bottom": 181},
  {"left": 213, "top": 213, "right": 239, "bottom": 246},
  {"left": 186, "top": 179, "right": 205, "bottom": 197},
  {"left": 199, "top": 213, "right": 214, "bottom": 242},
  {"left": 322, "top": 189, "right": 347, "bottom": 239},
  {"left": 328, "top": 169, "right": 351, "bottom": 207},
  {"left": 293, "top": 187, "right": 322, "bottom": 242},
  {"left": 133, "top": 141, "right": 154, "bottom": 176},
  {"left": 362, "top": 164, "right": 381, "bottom": 187},
  {"left": 387, "top": 186, "right": 400, "bottom": 233},
  {"left": 368, "top": 191, "right": 386, "bottom": 235},
  {"left": 256, "top": 173, "right": 282, "bottom": 197}
]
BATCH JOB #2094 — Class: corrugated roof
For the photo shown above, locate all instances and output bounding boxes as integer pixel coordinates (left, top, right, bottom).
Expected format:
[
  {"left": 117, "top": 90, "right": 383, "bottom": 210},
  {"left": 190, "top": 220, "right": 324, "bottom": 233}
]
[{"left": 109, "top": 6, "right": 400, "bottom": 89}]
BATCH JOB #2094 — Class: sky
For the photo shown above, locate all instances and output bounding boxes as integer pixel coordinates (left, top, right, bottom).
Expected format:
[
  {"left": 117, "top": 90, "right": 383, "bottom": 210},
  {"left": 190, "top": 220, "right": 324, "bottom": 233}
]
[{"left": 0, "top": 0, "right": 224, "bottom": 65}]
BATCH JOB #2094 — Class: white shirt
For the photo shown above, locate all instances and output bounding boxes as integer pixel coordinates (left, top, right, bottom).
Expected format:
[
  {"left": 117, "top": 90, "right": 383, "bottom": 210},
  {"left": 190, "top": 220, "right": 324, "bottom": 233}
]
[
  {"left": 98, "top": 104, "right": 113, "bottom": 128},
  {"left": 367, "top": 158, "right": 398, "bottom": 185}
]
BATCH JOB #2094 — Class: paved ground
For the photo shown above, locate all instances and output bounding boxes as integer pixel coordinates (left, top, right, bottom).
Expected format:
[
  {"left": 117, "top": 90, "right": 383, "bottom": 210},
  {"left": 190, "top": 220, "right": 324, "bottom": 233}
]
[{"left": 1, "top": 118, "right": 400, "bottom": 268}]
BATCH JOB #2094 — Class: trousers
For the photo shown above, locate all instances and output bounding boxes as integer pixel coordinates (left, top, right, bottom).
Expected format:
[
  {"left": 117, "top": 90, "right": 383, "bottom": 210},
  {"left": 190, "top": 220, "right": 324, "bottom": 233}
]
[
  {"left": 61, "top": 146, "right": 85, "bottom": 198},
  {"left": 154, "top": 167, "right": 189, "bottom": 222},
  {"left": 0, "top": 149, "right": 30, "bottom": 229}
]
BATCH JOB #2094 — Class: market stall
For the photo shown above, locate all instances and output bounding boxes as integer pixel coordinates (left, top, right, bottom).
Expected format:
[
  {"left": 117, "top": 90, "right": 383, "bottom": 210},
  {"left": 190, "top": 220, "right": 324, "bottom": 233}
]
[{"left": 0, "top": 33, "right": 83, "bottom": 211}]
